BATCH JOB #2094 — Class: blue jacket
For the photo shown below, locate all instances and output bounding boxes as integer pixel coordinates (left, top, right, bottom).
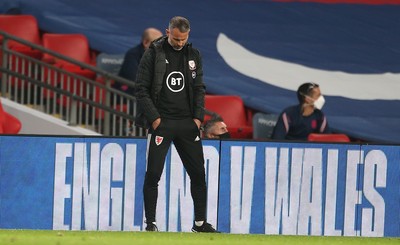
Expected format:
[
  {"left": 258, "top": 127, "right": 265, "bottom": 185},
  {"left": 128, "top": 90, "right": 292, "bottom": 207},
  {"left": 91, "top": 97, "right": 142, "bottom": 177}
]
[{"left": 272, "top": 104, "right": 330, "bottom": 140}]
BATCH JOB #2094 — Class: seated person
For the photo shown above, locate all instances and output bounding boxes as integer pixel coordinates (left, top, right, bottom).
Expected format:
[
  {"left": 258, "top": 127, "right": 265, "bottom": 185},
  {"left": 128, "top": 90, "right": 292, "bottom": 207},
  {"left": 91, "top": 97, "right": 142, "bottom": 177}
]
[
  {"left": 114, "top": 27, "right": 163, "bottom": 94},
  {"left": 202, "top": 116, "right": 230, "bottom": 139},
  {"left": 115, "top": 28, "right": 162, "bottom": 135},
  {"left": 272, "top": 82, "right": 330, "bottom": 140}
]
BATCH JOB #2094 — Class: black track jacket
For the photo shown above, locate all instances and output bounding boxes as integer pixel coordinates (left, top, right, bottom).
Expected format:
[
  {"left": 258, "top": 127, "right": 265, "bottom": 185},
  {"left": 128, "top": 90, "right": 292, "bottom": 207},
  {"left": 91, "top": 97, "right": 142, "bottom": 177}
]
[{"left": 135, "top": 36, "right": 206, "bottom": 128}]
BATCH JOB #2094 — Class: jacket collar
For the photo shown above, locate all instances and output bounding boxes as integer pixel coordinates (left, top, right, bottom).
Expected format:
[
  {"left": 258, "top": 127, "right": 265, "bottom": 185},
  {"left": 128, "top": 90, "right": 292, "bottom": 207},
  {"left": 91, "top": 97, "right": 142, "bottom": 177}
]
[{"left": 151, "top": 35, "right": 192, "bottom": 50}]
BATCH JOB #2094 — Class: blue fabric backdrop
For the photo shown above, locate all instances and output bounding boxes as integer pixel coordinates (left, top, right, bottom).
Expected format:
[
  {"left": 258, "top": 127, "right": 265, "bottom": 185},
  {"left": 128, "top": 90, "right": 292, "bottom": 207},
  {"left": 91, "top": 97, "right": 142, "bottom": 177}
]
[{"left": 1, "top": 0, "right": 399, "bottom": 143}]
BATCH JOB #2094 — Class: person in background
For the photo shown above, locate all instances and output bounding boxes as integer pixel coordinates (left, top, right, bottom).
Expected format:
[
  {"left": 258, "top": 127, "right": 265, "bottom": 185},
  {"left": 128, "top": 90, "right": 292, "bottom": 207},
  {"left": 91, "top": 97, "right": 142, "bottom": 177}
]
[
  {"left": 135, "top": 16, "right": 219, "bottom": 233},
  {"left": 272, "top": 82, "right": 330, "bottom": 140},
  {"left": 202, "top": 115, "right": 230, "bottom": 139},
  {"left": 115, "top": 28, "right": 162, "bottom": 136},
  {"left": 115, "top": 27, "right": 163, "bottom": 94}
]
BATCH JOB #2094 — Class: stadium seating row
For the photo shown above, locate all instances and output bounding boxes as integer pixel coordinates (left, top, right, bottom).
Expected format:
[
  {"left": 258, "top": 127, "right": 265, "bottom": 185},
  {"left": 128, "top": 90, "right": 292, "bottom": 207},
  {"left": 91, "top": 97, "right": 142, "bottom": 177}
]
[
  {"left": 0, "top": 14, "right": 351, "bottom": 141},
  {"left": 0, "top": 14, "right": 256, "bottom": 138},
  {"left": 0, "top": 14, "right": 100, "bottom": 124},
  {"left": 0, "top": 14, "right": 96, "bottom": 96},
  {"left": 0, "top": 14, "right": 95, "bottom": 66}
]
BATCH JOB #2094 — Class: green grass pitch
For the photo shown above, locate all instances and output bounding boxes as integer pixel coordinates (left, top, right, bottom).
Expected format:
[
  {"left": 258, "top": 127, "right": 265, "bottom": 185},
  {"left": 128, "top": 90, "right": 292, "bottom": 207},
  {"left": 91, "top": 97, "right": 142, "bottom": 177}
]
[
  {"left": 0, "top": 230, "right": 400, "bottom": 245},
  {"left": 0, "top": 230, "right": 399, "bottom": 245}
]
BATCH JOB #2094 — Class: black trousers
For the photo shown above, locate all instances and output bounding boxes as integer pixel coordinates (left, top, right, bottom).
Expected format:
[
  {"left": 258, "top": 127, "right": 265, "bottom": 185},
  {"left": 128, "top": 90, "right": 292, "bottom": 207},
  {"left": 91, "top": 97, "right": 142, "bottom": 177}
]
[{"left": 143, "top": 118, "right": 207, "bottom": 223}]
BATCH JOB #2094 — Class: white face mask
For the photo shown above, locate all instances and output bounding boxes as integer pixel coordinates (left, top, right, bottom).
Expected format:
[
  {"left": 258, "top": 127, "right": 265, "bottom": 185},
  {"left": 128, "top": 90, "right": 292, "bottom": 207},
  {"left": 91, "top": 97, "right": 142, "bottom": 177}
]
[{"left": 313, "top": 95, "right": 325, "bottom": 110}]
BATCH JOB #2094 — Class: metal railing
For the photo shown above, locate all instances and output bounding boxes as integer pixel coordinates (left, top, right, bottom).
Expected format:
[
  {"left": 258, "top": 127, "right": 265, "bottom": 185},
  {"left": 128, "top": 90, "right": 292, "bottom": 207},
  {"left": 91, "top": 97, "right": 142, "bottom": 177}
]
[{"left": 0, "top": 30, "right": 146, "bottom": 137}]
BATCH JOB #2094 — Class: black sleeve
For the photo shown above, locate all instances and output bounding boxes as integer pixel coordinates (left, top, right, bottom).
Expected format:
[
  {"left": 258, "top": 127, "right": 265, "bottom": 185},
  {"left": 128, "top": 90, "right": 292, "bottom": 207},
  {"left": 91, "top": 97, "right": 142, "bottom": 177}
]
[
  {"left": 135, "top": 48, "right": 160, "bottom": 124},
  {"left": 192, "top": 49, "right": 205, "bottom": 122}
]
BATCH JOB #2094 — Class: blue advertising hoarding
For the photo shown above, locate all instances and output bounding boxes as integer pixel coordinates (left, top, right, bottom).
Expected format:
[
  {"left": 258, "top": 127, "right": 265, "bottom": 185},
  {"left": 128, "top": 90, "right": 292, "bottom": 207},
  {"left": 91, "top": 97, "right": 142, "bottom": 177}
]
[
  {"left": 0, "top": 136, "right": 399, "bottom": 237},
  {"left": 218, "top": 141, "right": 400, "bottom": 236}
]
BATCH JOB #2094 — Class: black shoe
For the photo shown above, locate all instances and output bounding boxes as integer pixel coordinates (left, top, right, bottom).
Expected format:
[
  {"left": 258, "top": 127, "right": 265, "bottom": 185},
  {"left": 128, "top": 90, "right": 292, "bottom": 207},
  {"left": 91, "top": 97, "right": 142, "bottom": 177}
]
[
  {"left": 191, "top": 222, "right": 220, "bottom": 233},
  {"left": 145, "top": 222, "right": 158, "bottom": 232}
]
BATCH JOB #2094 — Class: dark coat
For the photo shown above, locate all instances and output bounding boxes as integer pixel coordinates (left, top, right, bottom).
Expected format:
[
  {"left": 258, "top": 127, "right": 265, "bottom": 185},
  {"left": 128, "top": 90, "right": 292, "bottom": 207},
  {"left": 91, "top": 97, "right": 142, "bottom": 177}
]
[{"left": 135, "top": 36, "right": 205, "bottom": 128}]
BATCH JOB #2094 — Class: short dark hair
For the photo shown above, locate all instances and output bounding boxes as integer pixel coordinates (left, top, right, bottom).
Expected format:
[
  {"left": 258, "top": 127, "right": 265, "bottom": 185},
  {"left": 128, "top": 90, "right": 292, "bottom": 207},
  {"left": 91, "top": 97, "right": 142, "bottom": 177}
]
[
  {"left": 297, "top": 82, "right": 319, "bottom": 104},
  {"left": 203, "top": 117, "right": 224, "bottom": 136},
  {"left": 168, "top": 16, "right": 190, "bottom": 33}
]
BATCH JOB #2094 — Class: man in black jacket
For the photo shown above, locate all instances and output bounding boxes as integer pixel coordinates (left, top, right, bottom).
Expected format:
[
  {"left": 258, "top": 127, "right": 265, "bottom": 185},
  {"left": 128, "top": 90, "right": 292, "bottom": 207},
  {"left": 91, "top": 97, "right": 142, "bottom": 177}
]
[{"left": 135, "top": 16, "right": 219, "bottom": 233}]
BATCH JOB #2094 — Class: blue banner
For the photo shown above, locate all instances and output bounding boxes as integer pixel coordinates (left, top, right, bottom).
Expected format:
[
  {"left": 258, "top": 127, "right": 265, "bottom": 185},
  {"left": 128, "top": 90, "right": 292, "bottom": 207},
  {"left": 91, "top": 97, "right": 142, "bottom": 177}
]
[
  {"left": 0, "top": 136, "right": 399, "bottom": 237},
  {"left": 218, "top": 141, "right": 400, "bottom": 236}
]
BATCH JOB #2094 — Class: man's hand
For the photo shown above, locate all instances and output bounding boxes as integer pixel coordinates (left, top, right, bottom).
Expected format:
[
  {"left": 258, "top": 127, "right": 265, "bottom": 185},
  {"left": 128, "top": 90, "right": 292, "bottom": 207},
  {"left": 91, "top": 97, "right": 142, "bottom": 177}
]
[
  {"left": 152, "top": 118, "right": 161, "bottom": 130},
  {"left": 193, "top": 118, "right": 201, "bottom": 129}
]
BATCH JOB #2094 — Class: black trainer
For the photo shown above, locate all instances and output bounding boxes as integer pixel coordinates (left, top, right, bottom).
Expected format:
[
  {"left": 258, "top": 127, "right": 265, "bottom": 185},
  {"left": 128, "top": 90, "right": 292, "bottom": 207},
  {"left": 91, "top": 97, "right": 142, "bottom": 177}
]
[
  {"left": 191, "top": 222, "right": 220, "bottom": 233},
  {"left": 145, "top": 222, "right": 158, "bottom": 232}
]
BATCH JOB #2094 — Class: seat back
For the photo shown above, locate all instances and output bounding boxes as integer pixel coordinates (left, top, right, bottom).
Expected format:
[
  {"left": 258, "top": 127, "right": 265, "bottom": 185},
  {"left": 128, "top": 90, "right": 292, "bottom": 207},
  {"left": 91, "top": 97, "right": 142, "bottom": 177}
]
[
  {"left": 204, "top": 95, "right": 253, "bottom": 138},
  {"left": 0, "top": 15, "right": 41, "bottom": 48},
  {"left": 96, "top": 53, "right": 124, "bottom": 75},
  {"left": 308, "top": 133, "right": 351, "bottom": 142},
  {"left": 205, "top": 95, "right": 249, "bottom": 127},
  {"left": 42, "top": 33, "right": 92, "bottom": 66},
  {"left": 252, "top": 112, "right": 279, "bottom": 139},
  {"left": 0, "top": 100, "right": 21, "bottom": 134}
]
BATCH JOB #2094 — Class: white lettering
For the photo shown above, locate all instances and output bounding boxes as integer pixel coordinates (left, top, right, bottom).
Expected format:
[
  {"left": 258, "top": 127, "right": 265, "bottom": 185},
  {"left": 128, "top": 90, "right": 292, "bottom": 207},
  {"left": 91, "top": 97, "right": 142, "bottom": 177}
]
[
  {"left": 101, "top": 58, "right": 123, "bottom": 64},
  {"left": 98, "top": 143, "right": 124, "bottom": 230},
  {"left": 71, "top": 143, "right": 101, "bottom": 230},
  {"left": 204, "top": 145, "right": 220, "bottom": 227},
  {"left": 52, "top": 141, "right": 391, "bottom": 235},
  {"left": 265, "top": 147, "right": 302, "bottom": 235},
  {"left": 361, "top": 150, "right": 386, "bottom": 237},
  {"left": 265, "top": 147, "right": 289, "bottom": 235},
  {"left": 297, "top": 148, "right": 322, "bottom": 235},
  {"left": 282, "top": 148, "right": 303, "bottom": 235},
  {"left": 231, "top": 146, "right": 256, "bottom": 233},
  {"left": 324, "top": 149, "right": 342, "bottom": 236},
  {"left": 344, "top": 150, "right": 363, "bottom": 236},
  {"left": 123, "top": 144, "right": 141, "bottom": 231},
  {"left": 53, "top": 143, "right": 73, "bottom": 230}
]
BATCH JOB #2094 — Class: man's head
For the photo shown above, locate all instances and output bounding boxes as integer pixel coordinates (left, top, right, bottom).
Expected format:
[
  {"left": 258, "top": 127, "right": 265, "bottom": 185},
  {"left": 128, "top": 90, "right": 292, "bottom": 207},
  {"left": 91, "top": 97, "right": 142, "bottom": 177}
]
[
  {"left": 141, "top": 28, "right": 163, "bottom": 49},
  {"left": 166, "top": 16, "right": 190, "bottom": 51},
  {"left": 203, "top": 118, "right": 230, "bottom": 139},
  {"left": 297, "top": 82, "right": 325, "bottom": 110}
]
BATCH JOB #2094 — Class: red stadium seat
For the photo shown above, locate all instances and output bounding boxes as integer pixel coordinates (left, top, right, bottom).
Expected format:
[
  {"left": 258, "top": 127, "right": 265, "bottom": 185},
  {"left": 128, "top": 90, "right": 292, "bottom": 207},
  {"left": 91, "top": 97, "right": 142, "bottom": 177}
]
[
  {"left": 42, "top": 33, "right": 96, "bottom": 101},
  {"left": 42, "top": 33, "right": 95, "bottom": 67},
  {"left": 42, "top": 33, "right": 96, "bottom": 83},
  {"left": 0, "top": 15, "right": 43, "bottom": 88},
  {"left": 204, "top": 95, "right": 253, "bottom": 139},
  {"left": 0, "top": 100, "right": 21, "bottom": 134},
  {"left": 308, "top": 133, "right": 351, "bottom": 142},
  {"left": 0, "top": 15, "right": 42, "bottom": 56}
]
